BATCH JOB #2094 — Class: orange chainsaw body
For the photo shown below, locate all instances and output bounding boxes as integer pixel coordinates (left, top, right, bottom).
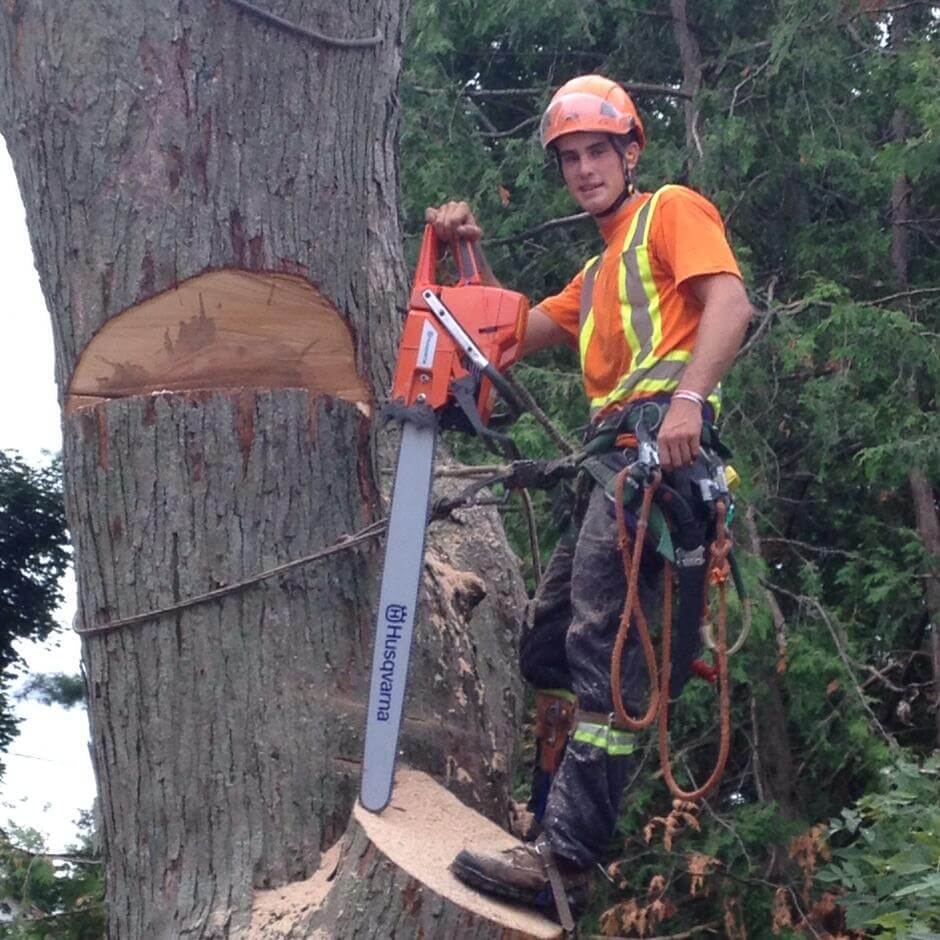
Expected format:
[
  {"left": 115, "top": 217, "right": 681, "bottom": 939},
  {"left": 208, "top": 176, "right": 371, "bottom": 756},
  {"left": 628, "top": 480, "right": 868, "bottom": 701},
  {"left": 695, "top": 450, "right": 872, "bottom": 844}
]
[{"left": 391, "top": 226, "right": 529, "bottom": 424}]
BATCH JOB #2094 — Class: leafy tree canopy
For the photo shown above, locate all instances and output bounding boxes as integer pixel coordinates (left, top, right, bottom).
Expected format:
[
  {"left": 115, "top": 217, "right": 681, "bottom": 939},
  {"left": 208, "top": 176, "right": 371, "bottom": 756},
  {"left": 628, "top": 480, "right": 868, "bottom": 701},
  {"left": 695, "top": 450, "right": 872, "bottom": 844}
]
[
  {"left": 0, "top": 452, "right": 70, "bottom": 763},
  {"left": 400, "top": 0, "right": 939, "bottom": 934}
]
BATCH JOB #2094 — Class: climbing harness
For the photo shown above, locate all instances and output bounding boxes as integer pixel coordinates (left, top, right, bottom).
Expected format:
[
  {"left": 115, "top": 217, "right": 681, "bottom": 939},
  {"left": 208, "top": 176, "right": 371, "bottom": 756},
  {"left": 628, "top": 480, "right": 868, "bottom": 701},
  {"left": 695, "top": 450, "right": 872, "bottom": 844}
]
[
  {"left": 606, "top": 424, "right": 744, "bottom": 801},
  {"left": 435, "top": 398, "right": 750, "bottom": 806}
]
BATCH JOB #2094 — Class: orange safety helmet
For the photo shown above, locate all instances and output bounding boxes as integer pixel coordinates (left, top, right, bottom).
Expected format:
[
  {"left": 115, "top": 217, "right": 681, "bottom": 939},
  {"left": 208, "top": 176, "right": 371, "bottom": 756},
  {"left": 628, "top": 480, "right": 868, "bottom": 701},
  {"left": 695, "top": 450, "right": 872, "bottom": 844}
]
[{"left": 540, "top": 75, "right": 646, "bottom": 152}]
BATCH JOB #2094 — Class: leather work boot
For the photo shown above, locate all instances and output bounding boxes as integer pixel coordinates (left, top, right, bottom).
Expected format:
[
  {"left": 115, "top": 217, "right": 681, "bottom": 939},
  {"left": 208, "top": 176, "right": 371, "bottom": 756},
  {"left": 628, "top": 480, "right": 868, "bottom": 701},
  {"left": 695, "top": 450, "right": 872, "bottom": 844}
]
[{"left": 450, "top": 841, "right": 591, "bottom": 923}]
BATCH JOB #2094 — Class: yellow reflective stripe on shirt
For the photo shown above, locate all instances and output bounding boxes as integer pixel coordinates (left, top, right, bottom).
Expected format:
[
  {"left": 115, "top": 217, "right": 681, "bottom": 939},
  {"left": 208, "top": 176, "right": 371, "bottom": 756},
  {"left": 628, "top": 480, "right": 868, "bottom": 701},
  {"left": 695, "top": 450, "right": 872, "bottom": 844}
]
[
  {"left": 578, "top": 257, "right": 601, "bottom": 373},
  {"left": 617, "top": 202, "right": 652, "bottom": 365},
  {"left": 578, "top": 186, "right": 725, "bottom": 420},
  {"left": 634, "top": 188, "right": 669, "bottom": 363},
  {"left": 572, "top": 721, "right": 635, "bottom": 756},
  {"left": 590, "top": 350, "right": 691, "bottom": 411},
  {"left": 579, "top": 311, "right": 595, "bottom": 369}
]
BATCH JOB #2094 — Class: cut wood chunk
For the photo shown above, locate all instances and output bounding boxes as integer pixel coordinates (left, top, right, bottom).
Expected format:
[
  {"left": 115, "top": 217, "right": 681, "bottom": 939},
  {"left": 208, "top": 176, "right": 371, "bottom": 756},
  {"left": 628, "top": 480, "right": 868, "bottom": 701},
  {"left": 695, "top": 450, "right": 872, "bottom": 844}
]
[
  {"left": 65, "top": 269, "right": 371, "bottom": 413},
  {"left": 250, "top": 768, "right": 563, "bottom": 939}
]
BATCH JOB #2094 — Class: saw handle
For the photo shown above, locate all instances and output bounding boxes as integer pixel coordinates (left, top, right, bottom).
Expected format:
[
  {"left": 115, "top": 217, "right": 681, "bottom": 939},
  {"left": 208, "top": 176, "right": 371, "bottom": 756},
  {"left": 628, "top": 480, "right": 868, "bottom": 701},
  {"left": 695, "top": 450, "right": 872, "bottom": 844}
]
[
  {"left": 414, "top": 224, "right": 485, "bottom": 288},
  {"left": 454, "top": 238, "right": 485, "bottom": 286}
]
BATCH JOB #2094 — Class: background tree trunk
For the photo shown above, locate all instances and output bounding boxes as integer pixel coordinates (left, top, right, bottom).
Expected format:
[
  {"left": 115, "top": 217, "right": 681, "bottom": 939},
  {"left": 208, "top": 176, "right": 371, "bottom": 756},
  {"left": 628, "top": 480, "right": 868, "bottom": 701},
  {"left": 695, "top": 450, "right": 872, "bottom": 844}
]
[
  {"left": 669, "top": 0, "right": 703, "bottom": 176},
  {"left": 888, "top": 6, "right": 940, "bottom": 749},
  {"left": 0, "top": 2, "right": 526, "bottom": 935}
]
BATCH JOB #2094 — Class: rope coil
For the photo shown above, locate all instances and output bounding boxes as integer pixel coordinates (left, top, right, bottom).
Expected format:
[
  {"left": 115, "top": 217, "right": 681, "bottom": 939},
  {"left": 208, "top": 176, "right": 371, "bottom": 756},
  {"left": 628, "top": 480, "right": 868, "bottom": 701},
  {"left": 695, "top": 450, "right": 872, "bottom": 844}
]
[{"left": 609, "top": 465, "right": 736, "bottom": 802}]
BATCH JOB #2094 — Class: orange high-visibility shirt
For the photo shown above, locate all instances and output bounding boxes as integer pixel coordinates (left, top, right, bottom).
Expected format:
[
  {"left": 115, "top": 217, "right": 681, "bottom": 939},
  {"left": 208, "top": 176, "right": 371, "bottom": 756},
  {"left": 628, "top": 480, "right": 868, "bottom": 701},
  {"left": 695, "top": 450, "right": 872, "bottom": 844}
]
[{"left": 537, "top": 185, "right": 742, "bottom": 419}]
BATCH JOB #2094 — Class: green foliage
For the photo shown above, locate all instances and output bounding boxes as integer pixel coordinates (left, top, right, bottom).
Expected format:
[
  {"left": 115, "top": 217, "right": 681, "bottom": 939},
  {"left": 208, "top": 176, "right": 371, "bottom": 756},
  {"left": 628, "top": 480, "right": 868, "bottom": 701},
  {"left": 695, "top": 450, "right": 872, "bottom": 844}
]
[
  {"left": 401, "top": 0, "right": 940, "bottom": 931},
  {"left": 0, "top": 452, "right": 70, "bottom": 763},
  {"left": 0, "top": 817, "right": 104, "bottom": 939},
  {"left": 15, "top": 674, "right": 85, "bottom": 710},
  {"left": 819, "top": 752, "right": 940, "bottom": 938}
]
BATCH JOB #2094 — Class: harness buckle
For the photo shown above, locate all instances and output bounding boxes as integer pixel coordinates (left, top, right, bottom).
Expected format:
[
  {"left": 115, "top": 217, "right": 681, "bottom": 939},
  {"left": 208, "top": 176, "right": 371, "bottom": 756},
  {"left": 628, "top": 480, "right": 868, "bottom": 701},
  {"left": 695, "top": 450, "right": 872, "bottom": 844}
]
[{"left": 634, "top": 420, "right": 660, "bottom": 478}]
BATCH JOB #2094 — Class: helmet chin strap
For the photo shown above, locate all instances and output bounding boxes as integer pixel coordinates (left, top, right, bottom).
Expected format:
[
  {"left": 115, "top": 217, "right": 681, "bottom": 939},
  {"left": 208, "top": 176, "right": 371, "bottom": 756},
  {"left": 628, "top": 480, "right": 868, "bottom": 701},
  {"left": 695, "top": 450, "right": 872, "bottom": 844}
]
[
  {"left": 592, "top": 155, "right": 637, "bottom": 219},
  {"left": 593, "top": 185, "right": 631, "bottom": 218}
]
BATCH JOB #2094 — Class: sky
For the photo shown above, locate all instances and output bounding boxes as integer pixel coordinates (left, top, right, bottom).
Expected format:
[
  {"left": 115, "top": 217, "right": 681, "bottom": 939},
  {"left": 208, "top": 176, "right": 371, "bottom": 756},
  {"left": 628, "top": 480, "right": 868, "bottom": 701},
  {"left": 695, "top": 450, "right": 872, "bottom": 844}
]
[{"left": 0, "top": 143, "right": 96, "bottom": 851}]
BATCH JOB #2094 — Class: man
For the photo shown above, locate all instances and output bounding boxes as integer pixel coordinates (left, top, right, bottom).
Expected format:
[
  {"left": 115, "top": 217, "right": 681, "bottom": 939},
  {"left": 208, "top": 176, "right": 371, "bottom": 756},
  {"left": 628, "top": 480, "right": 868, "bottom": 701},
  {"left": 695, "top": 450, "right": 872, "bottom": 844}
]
[{"left": 427, "top": 75, "right": 752, "bottom": 922}]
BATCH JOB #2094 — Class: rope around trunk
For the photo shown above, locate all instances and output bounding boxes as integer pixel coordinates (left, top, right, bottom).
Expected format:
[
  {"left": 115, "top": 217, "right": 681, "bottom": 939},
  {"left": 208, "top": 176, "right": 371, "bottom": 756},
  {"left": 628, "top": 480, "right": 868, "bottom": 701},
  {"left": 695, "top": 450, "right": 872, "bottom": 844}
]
[
  {"left": 74, "top": 460, "right": 539, "bottom": 640},
  {"left": 75, "top": 519, "right": 389, "bottom": 638}
]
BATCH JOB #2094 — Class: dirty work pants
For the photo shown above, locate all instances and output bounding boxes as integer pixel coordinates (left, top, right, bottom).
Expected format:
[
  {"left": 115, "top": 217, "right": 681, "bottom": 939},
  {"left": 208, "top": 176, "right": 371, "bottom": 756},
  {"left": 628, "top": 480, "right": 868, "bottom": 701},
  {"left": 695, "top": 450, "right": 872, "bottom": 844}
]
[{"left": 519, "top": 452, "right": 662, "bottom": 869}]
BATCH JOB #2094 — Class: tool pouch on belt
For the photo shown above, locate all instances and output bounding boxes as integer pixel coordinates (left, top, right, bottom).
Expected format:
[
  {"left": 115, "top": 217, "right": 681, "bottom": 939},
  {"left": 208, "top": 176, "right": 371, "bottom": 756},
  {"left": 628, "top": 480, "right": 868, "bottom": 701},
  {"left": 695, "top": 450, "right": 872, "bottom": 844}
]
[{"left": 535, "top": 690, "right": 577, "bottom": 774}]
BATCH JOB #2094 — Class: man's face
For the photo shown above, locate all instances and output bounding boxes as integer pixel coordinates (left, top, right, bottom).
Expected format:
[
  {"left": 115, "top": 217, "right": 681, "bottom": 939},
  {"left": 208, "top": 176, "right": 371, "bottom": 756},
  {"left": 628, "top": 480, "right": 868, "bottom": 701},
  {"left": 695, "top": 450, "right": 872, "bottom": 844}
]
[{"left": 555, "top": 131, "right": 636, "bottom": 215}]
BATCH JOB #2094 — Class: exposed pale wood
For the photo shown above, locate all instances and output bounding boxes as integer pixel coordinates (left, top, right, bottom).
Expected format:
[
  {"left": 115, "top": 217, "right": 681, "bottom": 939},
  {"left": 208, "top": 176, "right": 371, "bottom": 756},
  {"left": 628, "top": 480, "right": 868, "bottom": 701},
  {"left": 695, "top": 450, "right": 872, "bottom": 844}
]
[
  {"left": 66, "top": 270, "right": 370, "bottom": 413},
  {"left": 0, "top": 2, "right": 530, "bottom": 935},
  {"left": 250, "top": 769, "right": 562, "bottom": 939}
]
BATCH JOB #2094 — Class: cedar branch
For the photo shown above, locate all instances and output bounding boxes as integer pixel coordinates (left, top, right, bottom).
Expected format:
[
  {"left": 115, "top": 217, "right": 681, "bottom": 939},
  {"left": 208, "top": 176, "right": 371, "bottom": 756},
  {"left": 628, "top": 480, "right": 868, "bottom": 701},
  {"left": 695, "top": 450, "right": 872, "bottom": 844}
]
[
  {"left": 484, "top": 211, "right": 591, "bottom": 246},
  {"left": 409, "top": 82, "right": 692, "bottom": 100}
]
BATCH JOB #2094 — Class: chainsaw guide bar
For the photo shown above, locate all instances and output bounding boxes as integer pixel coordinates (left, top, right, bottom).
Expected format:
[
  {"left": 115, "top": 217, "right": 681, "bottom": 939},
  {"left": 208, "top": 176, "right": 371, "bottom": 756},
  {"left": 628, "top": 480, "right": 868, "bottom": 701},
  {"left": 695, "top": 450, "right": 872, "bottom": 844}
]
[{"left": 359, "top": 228, "right": 528, "bottom": 812}]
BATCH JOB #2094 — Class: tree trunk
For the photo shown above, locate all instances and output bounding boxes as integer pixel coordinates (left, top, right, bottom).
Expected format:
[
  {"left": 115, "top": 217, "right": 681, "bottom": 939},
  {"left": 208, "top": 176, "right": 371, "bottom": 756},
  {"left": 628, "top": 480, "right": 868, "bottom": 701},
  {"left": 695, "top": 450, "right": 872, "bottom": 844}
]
[
  {"left": 249, "top": 769, "right": 562, "bottom": 939},
  {"left": 669, "top": 0, "right": 703, "bottom": 175},
  {"left": 742, "top": 508, "right": 804, "bottom": 824},
  {"left": 888, "top": 7, "right": 940, "bottom": 748},
  {"left": 0, "top": 2, "right": 526, "bottom": 935}
]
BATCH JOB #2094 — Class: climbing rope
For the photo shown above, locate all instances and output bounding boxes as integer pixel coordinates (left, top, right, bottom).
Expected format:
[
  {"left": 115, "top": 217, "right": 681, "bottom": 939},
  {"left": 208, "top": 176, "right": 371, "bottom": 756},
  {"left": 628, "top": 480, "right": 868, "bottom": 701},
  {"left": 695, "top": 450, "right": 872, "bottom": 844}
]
[
  {"left": 75, "top": 518, "right": 389, "bottom": 638},
  {"left": 75, "top": 460, "right": 541, "bottom": 640},
  {"left": 609, "top": 465, "right": 735, "bottom": 802},
  {"left": 609, "top": 469, "right": 662, "bottom": 731},
  {"left": 657, "top": 500, "right": 733, "bottom": 802}
]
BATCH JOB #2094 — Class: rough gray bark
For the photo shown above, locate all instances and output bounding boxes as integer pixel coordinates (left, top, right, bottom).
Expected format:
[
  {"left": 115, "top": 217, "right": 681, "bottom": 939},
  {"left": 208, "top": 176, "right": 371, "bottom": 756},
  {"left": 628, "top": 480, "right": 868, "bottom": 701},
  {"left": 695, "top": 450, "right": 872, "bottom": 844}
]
[
  {"left": 249, "top": 769, "right": 561, "bottom": 940},
  {"left": 0, "top": 2, "right": 527, "bottom": 935},
  {"left": 742, "top": 508, "right": 804, "bottom": 825}
]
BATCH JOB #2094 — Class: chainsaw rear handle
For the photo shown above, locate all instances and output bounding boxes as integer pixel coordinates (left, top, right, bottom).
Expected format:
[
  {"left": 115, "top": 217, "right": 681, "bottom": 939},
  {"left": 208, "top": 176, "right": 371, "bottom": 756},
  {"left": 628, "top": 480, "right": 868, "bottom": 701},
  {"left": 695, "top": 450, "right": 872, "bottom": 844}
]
[
  {"left": 414, "top": 224, "right": 484, "bottom": 288},
  {"left": 454, "top": 238, "right": 485, "bottom": 286}
]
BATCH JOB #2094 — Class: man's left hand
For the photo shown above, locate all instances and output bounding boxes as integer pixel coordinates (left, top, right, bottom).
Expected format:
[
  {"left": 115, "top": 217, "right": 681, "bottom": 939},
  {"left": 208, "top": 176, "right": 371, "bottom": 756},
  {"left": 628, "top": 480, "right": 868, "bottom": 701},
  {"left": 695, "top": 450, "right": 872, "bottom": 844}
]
[{"left": 657, "top": 398, "right": 703, "bottom": 471}]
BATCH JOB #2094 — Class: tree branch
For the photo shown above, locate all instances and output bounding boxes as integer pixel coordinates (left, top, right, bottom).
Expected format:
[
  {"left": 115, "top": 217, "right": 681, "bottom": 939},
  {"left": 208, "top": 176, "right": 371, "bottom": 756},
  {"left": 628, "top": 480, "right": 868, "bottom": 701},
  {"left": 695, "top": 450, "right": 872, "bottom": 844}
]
[
  {"left": 850, "top": 0, "right": 936, "bottom": 18},
  {"left": 479, "top": 115, "right": 539, "bottom": 138},
  {"left": 762, "top": 580, "right": 898, "bottom": 750},
  {"left": 484, "top": 211, "right": 591, "bottom": 246},
  {"left": 759, "top": 536, "right": 864, "bottom": 561},
  {"left": 869, "top": 286, "right": 940, "bottom": 306},
  {"left": 409, "top": 82, "right": 692, "bottom": 100}
]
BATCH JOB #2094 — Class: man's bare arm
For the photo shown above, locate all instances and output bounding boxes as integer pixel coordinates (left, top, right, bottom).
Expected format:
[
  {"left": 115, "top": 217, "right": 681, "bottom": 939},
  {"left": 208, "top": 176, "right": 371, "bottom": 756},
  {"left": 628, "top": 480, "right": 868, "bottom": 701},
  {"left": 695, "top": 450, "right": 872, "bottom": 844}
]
[
  {"left": 521, "top": 307, "right": 575, "bottom": 357},
  {"left": 656, "top": 273, "right": 752, "bottom": 470}
]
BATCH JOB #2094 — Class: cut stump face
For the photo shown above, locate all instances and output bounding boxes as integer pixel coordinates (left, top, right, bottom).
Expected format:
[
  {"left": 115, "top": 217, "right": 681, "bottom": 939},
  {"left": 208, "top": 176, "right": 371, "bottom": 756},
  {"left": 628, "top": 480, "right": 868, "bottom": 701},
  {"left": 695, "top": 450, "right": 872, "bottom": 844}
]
[
  {"left": 250, "top": 768, "right": 564, "bottom": 939},
  {"left": 66, "top": 270, "right": 372, "bottom": 414}
]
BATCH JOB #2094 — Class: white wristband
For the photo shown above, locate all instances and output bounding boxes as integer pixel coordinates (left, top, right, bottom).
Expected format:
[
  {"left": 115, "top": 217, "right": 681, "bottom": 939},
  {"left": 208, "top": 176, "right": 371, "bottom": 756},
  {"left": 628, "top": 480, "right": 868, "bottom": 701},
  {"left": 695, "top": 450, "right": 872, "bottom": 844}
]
[{"left": 672, "top": 389, "right": 705, "bottom": 408}]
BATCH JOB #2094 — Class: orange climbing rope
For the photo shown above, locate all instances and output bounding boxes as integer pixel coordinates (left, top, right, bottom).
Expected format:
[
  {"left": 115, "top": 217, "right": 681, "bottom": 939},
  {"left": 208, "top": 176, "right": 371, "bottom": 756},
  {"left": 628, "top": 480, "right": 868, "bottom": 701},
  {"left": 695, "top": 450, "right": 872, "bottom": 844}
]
[
  {"left": 610, "top": 469, "right": 662, "bottom": 731},
  {"left": 610, "top": 466, "right": 733, "bottom": 802}
]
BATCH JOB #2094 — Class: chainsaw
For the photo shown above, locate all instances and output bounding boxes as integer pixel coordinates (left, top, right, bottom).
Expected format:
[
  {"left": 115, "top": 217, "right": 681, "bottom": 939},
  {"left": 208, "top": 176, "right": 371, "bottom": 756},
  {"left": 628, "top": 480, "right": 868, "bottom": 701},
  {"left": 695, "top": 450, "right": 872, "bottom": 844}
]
[{"left": 359, "top": 226, "right": 529, "bottom": 812}]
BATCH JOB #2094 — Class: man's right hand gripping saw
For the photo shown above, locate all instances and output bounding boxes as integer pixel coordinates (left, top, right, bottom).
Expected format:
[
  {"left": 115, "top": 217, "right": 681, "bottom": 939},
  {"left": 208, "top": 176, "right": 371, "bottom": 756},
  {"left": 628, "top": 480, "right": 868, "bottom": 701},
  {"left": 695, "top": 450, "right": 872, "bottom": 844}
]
[{"left": 433, "top": 75, "right": 753, "bottom": 930}]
